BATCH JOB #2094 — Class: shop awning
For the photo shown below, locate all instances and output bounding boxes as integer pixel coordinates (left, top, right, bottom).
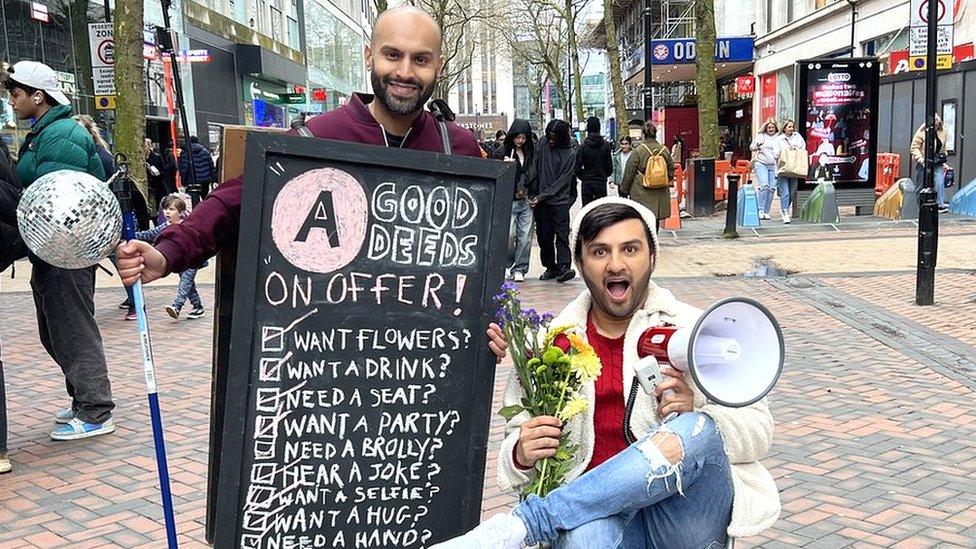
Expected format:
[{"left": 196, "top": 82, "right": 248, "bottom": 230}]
[{"left": 626, "top": 60, "right": 754, "bottom": 85}]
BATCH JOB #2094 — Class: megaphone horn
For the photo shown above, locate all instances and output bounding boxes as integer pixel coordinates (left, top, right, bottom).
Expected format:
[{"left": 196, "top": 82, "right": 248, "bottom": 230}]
[{"left": 636, "top": 297, "right": 784, "bottom": 408}]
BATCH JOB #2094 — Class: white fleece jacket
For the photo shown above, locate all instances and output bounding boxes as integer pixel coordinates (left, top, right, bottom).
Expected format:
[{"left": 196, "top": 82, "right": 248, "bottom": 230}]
[{"left": 496, "top": 284, "right": 781, "bottom": 538}]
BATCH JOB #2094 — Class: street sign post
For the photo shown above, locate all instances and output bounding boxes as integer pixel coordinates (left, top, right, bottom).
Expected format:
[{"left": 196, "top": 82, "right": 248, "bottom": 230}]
[
  {"left": 909, "top": 0, "right": 954, "bottom": 71},
  {"left": 88, "top": 22, "right": 116, "bottom": 106}
]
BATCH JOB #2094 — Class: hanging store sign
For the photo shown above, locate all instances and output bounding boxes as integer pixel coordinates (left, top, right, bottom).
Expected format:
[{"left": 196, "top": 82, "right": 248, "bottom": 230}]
[{"left": 649, "top": 37, "right": 754, "bottom": 65}]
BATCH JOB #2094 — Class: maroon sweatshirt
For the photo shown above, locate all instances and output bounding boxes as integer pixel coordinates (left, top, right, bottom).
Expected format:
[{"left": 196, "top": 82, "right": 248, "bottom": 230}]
[{"left": 154, "top": 93, "right": 482, "bottom": 274}]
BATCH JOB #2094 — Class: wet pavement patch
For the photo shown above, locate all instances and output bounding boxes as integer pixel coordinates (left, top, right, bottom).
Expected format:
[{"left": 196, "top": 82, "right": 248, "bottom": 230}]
[{"left": 741, "top": 258, "right": 798, "bottom": 278}]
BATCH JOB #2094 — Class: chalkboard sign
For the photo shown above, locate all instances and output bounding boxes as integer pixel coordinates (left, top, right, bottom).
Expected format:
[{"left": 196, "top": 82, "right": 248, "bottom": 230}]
[{"left": 214, "top": 133, "right": 514, "bottom": 549}]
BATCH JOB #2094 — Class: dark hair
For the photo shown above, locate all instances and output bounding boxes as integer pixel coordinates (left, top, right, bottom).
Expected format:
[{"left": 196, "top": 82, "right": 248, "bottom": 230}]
[
  {"left": 619, "top": 136, "right": 632, "bottom": 145},
  {"left": 495, "top": 130, "right": 506, "bottom": 139},
  {"left": 1, "top": 71, "right": 58, "bottom": 106},
  {"left": 161, "top": 195, "right": 187, "bottom": 212},
  {"left": 574, "top": 203, "right": 655, "bottom": 262},
  {"left": 642, "top": 121, "right": 657, "bottom": 139}
]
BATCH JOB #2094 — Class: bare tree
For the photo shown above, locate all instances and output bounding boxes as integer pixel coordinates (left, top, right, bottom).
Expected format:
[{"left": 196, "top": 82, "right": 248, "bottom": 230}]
[
  {"left": 603, "top": 0, "right": 628, "bottom": 139},
  {"left": 695, "top": 0, "right": 718, "bottom": 158},
  {"left": 412, "top": 0, "right": 486, "bottom": 99},
  {"left": 490, "top": 0, "right": 570, "bottom": 122},
  {"left": 114, "top": 0, "right": 147, "bottom": 195}
]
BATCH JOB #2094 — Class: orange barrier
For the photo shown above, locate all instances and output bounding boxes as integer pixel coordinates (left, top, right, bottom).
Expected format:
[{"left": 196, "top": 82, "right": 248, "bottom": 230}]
[
  {"left": 875, "top": 153, "right": 901, "bottom": 197},
  {"left": 674, "top": 163, "right": 686, "bottom": 207},
  {"left": 714, "top": 160, "right": 731, "bottom": 201},
  {"left": 663, "top": 188, "right": 681, "bottom": 230},
  {"left": 733, "top": 160, "right": 753, "bottom": 186}
]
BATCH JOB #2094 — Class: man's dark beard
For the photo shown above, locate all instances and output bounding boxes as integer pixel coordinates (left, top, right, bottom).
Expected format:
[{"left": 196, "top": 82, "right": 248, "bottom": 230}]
[
  {"left": 371, "top": 70, "right": 436, "bottom": 117},
  {"left": 582, "top": 266, "right": 652, "bottom": 322}
]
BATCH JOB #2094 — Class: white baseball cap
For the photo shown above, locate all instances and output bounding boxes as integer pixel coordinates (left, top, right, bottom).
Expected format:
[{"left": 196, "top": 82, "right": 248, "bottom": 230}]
[
  {"left": 570, "top": 197, "right": 660, "bottom": 271},
  {"left": 8, "top": 61, "right": 70, "bottom": 106}
]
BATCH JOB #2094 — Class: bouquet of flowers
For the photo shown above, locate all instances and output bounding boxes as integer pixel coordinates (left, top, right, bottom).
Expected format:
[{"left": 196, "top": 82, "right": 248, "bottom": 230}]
[{"left": 494, "top": 282, "right": 602, "bottom": 498}]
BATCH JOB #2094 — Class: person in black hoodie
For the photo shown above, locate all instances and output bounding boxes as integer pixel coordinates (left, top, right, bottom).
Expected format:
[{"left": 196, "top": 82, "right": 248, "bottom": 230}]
[
  {"left": 492, "top": 119, "right": 535, "bottom": 282},
  {"left": 0, "top": 139, "right": 21, "bottom": 473},
  {"left": 575, "top": 116, "right": 613, "bottom": 206},
  {"left": 528, "top": 119, "right": 576, "bottom": 283}
]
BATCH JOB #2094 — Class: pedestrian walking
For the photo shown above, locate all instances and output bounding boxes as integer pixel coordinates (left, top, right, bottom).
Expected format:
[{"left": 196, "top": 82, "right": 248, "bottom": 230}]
[
  {"left": 492, "top": 119, "right": 535, "bottom": 283},
  {"left": 133, "top": 195, "right": 206, "bottom": 320},
  {"left": 774, "top": 120, "right": 806, "bottom": 224},
  {"left": 73, "top": 114, "right": 116, "bottom": 180},
  {"left": 621, "top": 121, "right": 675, "bottom": 232},
  {"left": 750, "top": 119, "right": 780, "bottom": 220},
  {"left": 910, "top": 115, "right": 950, "bottom": 213},
  {"left": 671, "top": 135, "right": 685, "bottom": 168},
  {"left": 3, "top": 60, "right": 115, "bottom": 440},
  {"left": 0, "top": 138, "right": 23, "bottom": 473},
  {"left": 612, "top": 136, "right": 633, "bottom": 189},
  {"left": 575, "top": 116, "right": 614, "bottom": 206},
  {"left": 178, "top": 135, "right": 216, "bottom": 205},
  {"left": 529, "top": 120, "right": 577, "bottom": 283},
  {"left": 145, "top": 138, "right": 173, "bottom": 212}
]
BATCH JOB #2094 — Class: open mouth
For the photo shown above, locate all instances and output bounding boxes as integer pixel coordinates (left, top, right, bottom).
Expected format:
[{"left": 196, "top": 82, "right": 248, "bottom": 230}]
[{"left": 605, "top": 279, "right": 630, "bottom": 302}]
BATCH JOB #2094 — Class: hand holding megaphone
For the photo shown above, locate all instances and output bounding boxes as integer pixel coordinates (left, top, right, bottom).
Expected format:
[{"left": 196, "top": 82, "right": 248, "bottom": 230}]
[{"left": 633, "top": 297, "right": 784, "bottom": 417}]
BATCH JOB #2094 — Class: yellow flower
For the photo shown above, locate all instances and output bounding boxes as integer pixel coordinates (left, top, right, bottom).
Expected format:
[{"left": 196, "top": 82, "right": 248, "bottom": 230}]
[
  {"left": 557, "top": 395, "right": 589, "bottom": 422},
  {"left": 569, "top": 342, "right": 601, "bottom": 383}
]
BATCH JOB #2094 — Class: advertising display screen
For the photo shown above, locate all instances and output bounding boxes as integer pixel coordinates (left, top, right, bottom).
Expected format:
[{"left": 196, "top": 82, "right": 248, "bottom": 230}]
[{"left": 796, "top": 58, "right": 880, "bottom": 189}]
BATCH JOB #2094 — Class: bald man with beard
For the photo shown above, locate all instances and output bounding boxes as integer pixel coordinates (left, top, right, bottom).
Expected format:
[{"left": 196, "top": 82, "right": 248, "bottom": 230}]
[{"left": 115, "top": 6, "right": 481, "bottom": 283}]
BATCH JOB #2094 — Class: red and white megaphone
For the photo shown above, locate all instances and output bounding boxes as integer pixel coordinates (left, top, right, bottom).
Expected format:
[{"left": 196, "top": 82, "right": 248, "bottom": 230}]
[{"left": 635, "top": 297, "right": 784, "bottom": 408}]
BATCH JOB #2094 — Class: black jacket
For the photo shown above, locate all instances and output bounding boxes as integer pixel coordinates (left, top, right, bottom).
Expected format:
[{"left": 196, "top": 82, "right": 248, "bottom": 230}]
[
  {"left": 575, "top": 133, "right": 613, "bottom": 183},
  {"left": 0, "top": 141, "right": 26, "bottom": 270},
  {"left": 491, "top": 119, "right": 535, "bottom": 200},
  {"left": 530, "top": 120, "right": 577, "bottom": 207},
  {"left": 179, "top": 142, "right": 216, "bottom": 184}
]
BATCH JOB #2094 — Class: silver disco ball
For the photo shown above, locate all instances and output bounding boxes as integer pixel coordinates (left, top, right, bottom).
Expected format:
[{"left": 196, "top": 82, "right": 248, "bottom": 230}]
[{"left": 17, "top": 170, "right": 122, "bottom": 269}]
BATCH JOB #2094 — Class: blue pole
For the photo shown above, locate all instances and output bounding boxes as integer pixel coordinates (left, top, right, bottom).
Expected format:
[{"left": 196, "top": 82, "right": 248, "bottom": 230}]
[{"left": 116, "top": 168, "right": 179, "bottom": 548}]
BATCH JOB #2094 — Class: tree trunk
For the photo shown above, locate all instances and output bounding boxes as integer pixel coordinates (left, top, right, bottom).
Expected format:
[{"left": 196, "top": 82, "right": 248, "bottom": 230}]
[
  {"left": 695, "top": 0, "right": 718, "bottom": 158},
  {"left": 603, "top": 0, "right": 628, "bottom": 140},
  {"left": 375, "top": 0, "right": 387, "bottom": 13},
  {"left": 114, "top": 0, "right": 147, "bottom": 197},
  {"left": 565, "top": 0, "right": 584, "bottom": 126},
  {"left": 69, "top": 0, "right": 94, "bottom": 115}
]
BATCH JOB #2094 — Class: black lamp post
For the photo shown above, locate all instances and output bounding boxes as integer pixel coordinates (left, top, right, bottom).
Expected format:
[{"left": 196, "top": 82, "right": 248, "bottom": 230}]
[
  {"left": 915, "top": 0, "right": 940, "bottom": 305},
  {"left": 642, "top": 0, "right": 652, "bottom": 122},
  {"left": 846, "top": 0, "right": 858, "bottom": 57}
]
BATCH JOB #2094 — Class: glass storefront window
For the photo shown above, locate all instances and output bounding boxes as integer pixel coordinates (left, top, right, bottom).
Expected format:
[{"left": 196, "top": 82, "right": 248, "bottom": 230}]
[{"left": 304, "top": 0, "right": 365, "bottom": 100}]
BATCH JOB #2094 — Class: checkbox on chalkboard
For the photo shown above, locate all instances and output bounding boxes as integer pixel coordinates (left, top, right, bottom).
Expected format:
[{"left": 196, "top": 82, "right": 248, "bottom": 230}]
[
  {"left": 251, "top": 463, "right": 277, "bottom": 485},
  {"left": 246, "top": 485, "right": 276, "bottom": 509},
  {"left": 258, "top": 357, "right": 283, "bottom": 382},
  {"left": 255, "top": 415, "right": 279, "bottom": 439},
  {"left": 261, "top": 326, "right": 286, "bottom": 352},
  {"left": 255, "top": 388, "right": 279, "bottom": 412},
  {"left": 243, "top": 510, "right": 273, "bottom": 531},
  {"left": 254, "top": 439, "right": 275, "bottom": 459},
  {"left": 241, "top": 534, "right": 262, "bottom": 549}
]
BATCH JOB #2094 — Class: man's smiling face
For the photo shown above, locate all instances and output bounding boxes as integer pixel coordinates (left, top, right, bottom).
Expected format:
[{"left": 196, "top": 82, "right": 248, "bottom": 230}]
[{"left": 579, "top": 218, "right": 654, "bottom": 321}]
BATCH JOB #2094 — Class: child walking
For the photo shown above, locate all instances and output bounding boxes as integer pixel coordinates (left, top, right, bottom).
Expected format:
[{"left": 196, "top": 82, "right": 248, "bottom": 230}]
[{"left": 134, "top": 195, "right": 206, "bottom": 320}]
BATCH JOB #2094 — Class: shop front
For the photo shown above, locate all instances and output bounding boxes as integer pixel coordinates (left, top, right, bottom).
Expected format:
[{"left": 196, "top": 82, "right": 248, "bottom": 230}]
[{"left": 717, "top": 73, "right": 754, "bottom": 163}]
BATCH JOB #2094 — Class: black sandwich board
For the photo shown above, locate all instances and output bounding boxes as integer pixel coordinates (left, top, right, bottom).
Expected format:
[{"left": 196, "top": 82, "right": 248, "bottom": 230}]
[{"left": 213, "top": 132, "right": 514, "bottom": 549}]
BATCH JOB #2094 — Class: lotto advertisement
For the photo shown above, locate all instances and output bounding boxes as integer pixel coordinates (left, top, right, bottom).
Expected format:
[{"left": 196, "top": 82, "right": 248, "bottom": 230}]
[{"left": 796, "top": 58, "right": 880, "bottom": 189}]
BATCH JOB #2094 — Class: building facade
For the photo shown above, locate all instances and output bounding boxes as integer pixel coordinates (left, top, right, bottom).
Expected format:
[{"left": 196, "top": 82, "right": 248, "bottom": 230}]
[
  {"left": 754, "top": 0, "right": 976, "bottom": 192},
  {"left": 448, "top": 21, "right": 515, "bottom": 141}
]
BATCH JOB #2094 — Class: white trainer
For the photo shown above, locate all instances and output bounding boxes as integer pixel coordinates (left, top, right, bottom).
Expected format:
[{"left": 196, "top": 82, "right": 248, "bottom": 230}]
[
  {"left": 513, "top": 271, "right": 525, "bottom": 282},
  {"left": 429, "top": 513, "right": 528, "bottom": 549},
  {"left": 783, "top": 212, "right": 791, "bottom": 224}
]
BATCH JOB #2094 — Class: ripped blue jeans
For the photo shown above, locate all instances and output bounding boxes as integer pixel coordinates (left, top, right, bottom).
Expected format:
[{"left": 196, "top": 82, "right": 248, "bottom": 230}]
[{"left": 515, "top": 412, "right": 733, "bottom": 549}]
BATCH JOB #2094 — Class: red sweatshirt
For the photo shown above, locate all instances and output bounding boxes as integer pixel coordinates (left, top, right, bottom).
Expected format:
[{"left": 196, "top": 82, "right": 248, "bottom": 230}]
[
  {"left": 153, "top": 93, "right": 482, "bottom": 273},
  {"left": 585, "top": 316, "right": 629, "bottom": 471}
]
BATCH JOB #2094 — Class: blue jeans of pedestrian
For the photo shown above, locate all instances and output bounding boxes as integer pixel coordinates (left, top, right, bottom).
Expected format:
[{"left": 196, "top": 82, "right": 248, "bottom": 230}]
[
  {"left": 774, "top": 176, "right": 795, "bottom": 214},
  {"left": 174, "top": 269, "right": 202, "bottom": 309},
  {"left": 510, "top": 199, "right": 533, "bottom": 275},
  {"left": 914, "top": 163, "right": 947, "bottom": 207},
  {"left": 515, "top": 412, "right": 733, "bottom": 549},
  {"left": 753, "top": 163, "right": 777, "bottom": 214}
]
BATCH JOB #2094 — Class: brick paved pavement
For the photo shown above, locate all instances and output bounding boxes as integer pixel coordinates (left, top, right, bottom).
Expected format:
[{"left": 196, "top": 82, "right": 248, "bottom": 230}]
[{"left": 3, "top": 266, "right": 976, "bottom": 547}]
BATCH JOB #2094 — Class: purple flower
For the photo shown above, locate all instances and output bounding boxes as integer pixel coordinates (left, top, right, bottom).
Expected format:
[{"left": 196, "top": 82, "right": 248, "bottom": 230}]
[{"left": 500, "top": 281, "right": 519, "bottom": 293}]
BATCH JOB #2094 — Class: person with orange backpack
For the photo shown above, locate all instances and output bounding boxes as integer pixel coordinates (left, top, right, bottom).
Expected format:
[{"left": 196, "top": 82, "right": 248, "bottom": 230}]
[{"left": 620, "top": 121, "right": 675, "bottom": 232}]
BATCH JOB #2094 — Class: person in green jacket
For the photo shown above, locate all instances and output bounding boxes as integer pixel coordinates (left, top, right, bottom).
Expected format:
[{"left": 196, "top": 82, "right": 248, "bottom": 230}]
[
  {"left": 620, "top": 121, "right": 675, "bottom": 232},
  {"left": 3, "top": 60, "right": 115, "bottom": 441}
]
